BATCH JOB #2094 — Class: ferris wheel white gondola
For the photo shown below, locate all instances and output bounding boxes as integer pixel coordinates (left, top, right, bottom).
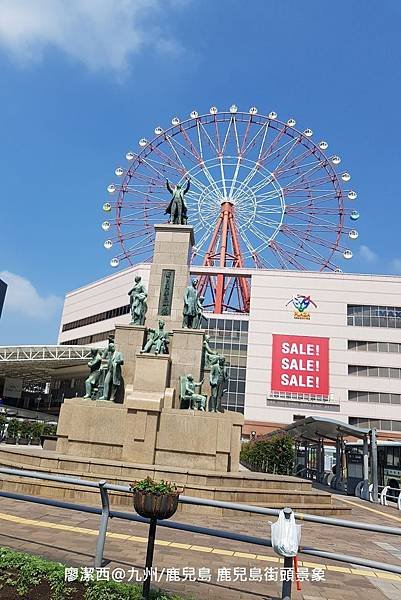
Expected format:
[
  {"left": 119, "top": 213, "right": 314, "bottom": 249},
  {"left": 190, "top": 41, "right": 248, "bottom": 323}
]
[
  {"left": 249, "top": 107, "right": 258, "bottom": 115},
  {"left": 331, "top": 155, "right": 341, "bottom": 165},
  {"left": 319, "top": 141, "right": 328, "bottom": 150},
  {"left": 126, "top": 151, "right": 135, "bottom": 161},
  {"left": 104, "top": 240, "right": 113, "bottom": 249},
  {"left": 349, "top": 229, "right": 359, "bottom": 240},
  {"left": 268, "top": 111, "right": 277, "bottom": 119},
  {"left": 110, "top": 258, "right": 119, "bottom": 268},
  {"left": 209, "top": 106, "right": 218, "bottom": 114},
  {"left": 287, "top": 118, "right": 296, "bottom": 127},
  {"left": 103, "top": 202, "right": 111, "bottom": 212},
  {"left": 348, "top": 190, "right": 357, "bottom": 200},
  {"left": 190, "top": 111, "right": 199, "bottom": 118},
  {"left": 139, "top": 138, "right": 148, "bottom": 147},
  {"left": 115, "top": 168, "right": 124, "bottom": 177},
  {"left": 343, "top": 250, "right": 353, "bottom": 259},
  {"left": 334, "top": 268, "right": 343, "bottom": 273},
  {"left": 341, "top": 172, "right": 351, "bottom": 182},
  {"left": 229, "top": 105, "right": 238, "bottom": 113},
  {"left": 154, "top": 127, "right": 163, "bottom": 135},
  {"left": 102, "top": 221, "right": 111, "bottom": 231},
  {"left": 107, "top": 184, "right": 116, "bottom": 194},
  {"left": 303, "top": 128, "right": 313, "bottom": 137},
  {"left": 171, "top": 117, "right": 180, "bottom": 125},
  {"left": 350, "top": 210, "right": 360, "bottom": 221}
]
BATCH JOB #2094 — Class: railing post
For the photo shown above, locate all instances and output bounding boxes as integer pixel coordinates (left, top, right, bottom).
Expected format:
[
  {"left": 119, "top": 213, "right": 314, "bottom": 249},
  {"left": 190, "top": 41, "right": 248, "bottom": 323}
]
[
  {"left": 370, "top": 428, "right": 379, "bottom": 503},
  {"left": 95, "top": 480, "right": 110, "bottom": 568},
  {"left": 281, "top": 507, "right": 293, "bottom": 600}
]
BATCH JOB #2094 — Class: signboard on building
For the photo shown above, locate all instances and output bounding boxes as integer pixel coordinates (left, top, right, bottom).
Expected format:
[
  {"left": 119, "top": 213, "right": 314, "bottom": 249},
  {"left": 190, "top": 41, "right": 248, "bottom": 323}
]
[
  {"left": 3, "top": 377, "right": 23, "bottom": 399},
  {"left": 271, "top": 334, "right": 329, "bottom": 395}
]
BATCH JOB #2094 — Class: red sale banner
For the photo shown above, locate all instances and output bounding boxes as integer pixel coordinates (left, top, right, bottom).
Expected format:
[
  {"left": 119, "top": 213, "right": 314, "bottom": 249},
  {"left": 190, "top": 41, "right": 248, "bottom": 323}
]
[{"left": 271, "top": 334, "right": 329, "bottom": 395}]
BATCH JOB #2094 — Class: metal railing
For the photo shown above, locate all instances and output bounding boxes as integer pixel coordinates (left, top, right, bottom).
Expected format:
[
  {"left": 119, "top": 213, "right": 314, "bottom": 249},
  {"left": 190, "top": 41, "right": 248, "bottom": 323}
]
[{"left": 1, "top": 466, "right": 401, "bottom": 600}]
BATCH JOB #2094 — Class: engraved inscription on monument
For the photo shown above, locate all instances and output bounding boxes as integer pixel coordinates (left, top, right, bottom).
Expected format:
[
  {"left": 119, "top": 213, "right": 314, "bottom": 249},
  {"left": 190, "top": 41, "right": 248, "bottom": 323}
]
[{"left": 158, "top": 269, "right": 175, "bottom": 316}]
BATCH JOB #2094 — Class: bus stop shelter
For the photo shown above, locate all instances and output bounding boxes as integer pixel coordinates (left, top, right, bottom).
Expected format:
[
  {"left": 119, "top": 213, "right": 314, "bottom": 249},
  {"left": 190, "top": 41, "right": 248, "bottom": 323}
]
[{"left": 273, "top": 416, "right": 378, "bottom": 501}]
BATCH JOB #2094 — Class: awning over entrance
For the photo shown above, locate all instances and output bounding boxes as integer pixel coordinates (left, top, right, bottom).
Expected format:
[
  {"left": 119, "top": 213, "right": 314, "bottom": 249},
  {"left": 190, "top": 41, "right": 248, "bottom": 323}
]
[
  {"left": 0, "top": 345, "right": 94, "bottom": 386},
  {"left": 280, "top": 416, "right": 370, "bottom": 443}
]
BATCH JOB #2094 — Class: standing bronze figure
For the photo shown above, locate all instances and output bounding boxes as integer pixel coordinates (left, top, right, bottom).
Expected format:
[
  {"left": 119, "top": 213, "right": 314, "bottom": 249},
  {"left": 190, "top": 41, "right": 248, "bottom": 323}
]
[
  {"left": 128, "top": 275, "right": 148, "bottom": 325},
  {"left": 183, "top": 278, "right": 200, "bottom": 329},
  {"left": 165, "top": 178, "right": 190, "bottom": 225}
]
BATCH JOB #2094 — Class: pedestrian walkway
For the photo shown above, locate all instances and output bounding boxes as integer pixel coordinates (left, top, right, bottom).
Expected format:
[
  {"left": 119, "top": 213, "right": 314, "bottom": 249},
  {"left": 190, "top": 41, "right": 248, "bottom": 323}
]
[{"left": 0, "top": 493, "right": 401, "bottom": 599}]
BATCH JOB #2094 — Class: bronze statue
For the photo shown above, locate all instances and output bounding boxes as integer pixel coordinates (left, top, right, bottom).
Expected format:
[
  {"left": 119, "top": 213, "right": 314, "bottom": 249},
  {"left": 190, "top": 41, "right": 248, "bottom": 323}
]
[
  {"left": 83, "top": 348, "right": 102, "bottom": 399},
  {"left": 165, "top": 178, "right": 190, "bottom": 225},
  {"left": 183, "top": 278, "right": 201, "bottom": 328},
  {"left": 98, "top": 339, "right": 124, "bottom": 402},
  {"left": 128, "top": 275, "right": 147, "bottom": 325},
  {"left": 192, "top": 295, "right": 205, "bottom": 329},
  {"left": 179, "top": 374, "right": 206, "bottom": 411},
  {"left": 209, "top": 355, "right": 229, "bottom": 412},
  {"left": 203, "top": 334, "right": 218, "bottom": 367},
  {"left": 141, "top": 319, "right": 169, "bottom": 355}
]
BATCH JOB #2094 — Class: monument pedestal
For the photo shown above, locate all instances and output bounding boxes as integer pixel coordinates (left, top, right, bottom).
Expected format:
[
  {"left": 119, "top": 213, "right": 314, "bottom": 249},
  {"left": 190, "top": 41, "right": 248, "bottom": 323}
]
[
  {"left": 114, "top": 325, "right": 145, "bottom": 386},
  {"left": 56, "top": 397, "right": 243, "bottom": 471}
]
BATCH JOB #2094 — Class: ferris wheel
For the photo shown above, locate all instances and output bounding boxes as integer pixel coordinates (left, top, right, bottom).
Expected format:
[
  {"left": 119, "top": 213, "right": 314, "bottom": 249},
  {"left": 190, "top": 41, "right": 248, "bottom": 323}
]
[{"left": 102, "top": 105, "right": 359, "bottom": 313}]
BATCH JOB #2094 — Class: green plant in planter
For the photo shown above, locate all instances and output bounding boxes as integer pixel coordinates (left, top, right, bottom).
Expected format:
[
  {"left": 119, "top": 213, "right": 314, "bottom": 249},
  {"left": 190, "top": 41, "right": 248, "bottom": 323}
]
[
  {"left": 6, "top": 418, "right": 21, "bottom": 440},
  {"left": 30, "top": 421, "right": 44, "bottom": 439},
  {"left": 130, "top": 477, "right": 181, "bottom": 495},
  {"left": 19, "top": 420, "right": 31, "bottom": 441},
  {"left": 43, "top": 423, "right": 57, "bottom": 436},
  {"left": 0, "top": 414, "right": 6, "bottom": 438}
]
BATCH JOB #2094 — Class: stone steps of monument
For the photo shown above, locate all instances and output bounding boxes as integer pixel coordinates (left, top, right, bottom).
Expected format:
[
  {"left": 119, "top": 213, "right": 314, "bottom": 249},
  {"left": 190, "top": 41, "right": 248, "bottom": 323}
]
[
  {"left": 0, "top": 475, "right": 349, "bottom": 517},
  {"left": 0, "top": 448, "right": 349, "bottom": 517},
  {"left": 0, "top": 447, "right": 313, "bottom": 491}
]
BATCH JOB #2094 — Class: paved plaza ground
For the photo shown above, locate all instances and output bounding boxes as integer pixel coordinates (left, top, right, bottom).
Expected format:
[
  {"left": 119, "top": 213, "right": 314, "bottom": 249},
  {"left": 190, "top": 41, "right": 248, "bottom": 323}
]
[{"left": 1, "top": 491, "right": 401, "bottom": 599}]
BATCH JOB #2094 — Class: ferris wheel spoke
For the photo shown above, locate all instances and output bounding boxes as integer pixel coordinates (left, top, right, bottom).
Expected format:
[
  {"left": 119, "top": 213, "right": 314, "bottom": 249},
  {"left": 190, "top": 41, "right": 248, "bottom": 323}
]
[
  {"left": 280, "top": 230, "right": 336, "bottom": 264},
  {"left": 239, "top": 115, "right": 253, "bottom": 155},
  {"left": 259, "top": 126, "right": 287, "bottom": 164},
  {"left": 270, "top": 137, "right": 302, "bottom": 175},
  {"left": 197, "top": 120, "right": 219, "bottom": 155},
  {"left": 282, "top": 165, "right": 333, "bottom": 190},
  {"left": 273, "top": 145, "right": 317, "bottom": 177}
]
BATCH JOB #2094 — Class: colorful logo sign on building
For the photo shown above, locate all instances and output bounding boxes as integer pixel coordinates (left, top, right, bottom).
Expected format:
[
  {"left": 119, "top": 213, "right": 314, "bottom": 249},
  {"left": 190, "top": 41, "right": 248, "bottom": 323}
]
[
  {"left": 271, "top": 334, "right": 329, "bottom": 395},
  {"left": 286, "top": 294, "right": 317, "bottom": 320}
]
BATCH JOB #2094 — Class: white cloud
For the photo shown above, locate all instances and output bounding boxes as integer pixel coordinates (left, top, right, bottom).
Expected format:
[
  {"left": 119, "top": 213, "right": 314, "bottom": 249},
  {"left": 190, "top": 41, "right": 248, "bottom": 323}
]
[
  {"left": 391, "top": 258, "right": 401, "bottom": 274},
  {"left": 358, "top": 245, "right": 378, "bottom": 263},
  {"left": 0, "top": 271, "right": 62, "bottom": 319},
  {"left": 0, "top": 0, "right": 188, "bottom": 72}
]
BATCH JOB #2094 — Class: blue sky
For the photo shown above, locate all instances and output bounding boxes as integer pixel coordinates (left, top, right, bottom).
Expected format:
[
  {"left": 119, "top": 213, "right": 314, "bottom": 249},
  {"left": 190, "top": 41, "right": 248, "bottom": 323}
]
[{"left": 0, "top": 0, "right": 400, "bottom": 345}]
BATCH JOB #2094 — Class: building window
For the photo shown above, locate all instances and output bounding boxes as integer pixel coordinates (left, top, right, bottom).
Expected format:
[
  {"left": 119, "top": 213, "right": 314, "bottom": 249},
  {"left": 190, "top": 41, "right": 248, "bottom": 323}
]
[
  {"left": 62, "top": 305, "right": 130, "bottom": 332},
  {"left": 60, "top": 330, "right": 114, "bottom": 346},
  {"left": 347, "top": 305, "right": 401, "bottom": 328},
  {"left": 203, "top": 315, "right": 248, "bottom": 414},
  {"left": 348, "top": 340, "right": 401, "bottom": 353},
  {"left": 348, "top": 390, "right": 401, "bottom": 404},
  {"left": 348, "top": 365, "right": 401, "bottom": 379},
  {"left": 349, "top": 417, "right": 401, "bottom": 432}
]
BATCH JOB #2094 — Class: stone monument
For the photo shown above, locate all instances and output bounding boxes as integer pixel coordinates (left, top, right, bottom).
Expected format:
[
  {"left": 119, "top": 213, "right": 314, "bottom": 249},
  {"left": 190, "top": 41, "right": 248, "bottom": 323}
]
[{"left": 56, "top": 222, "right": 244, "bottom": 472}]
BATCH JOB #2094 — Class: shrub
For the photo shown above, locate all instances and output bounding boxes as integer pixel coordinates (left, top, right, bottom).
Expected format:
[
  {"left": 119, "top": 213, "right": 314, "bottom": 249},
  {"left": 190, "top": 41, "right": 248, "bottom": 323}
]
[
  {"left": 6, "top": 418, "right": 21, "bottom": 439},
  {"left": 240, "top": 433, "right": 294, "bottom": 475},
  {"left": 0, "top": 547, "right": 191, "bottom": 600},
  {"left": 43, "top": 423, "right": 57, "bottom": 436}
]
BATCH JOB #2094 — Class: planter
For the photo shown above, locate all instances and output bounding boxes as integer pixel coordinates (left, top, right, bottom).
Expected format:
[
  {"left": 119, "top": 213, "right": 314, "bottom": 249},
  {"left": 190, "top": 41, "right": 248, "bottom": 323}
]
[
  {"left": 19, "top": 438, "right": 29, "bottom": 445},
  {"left": 133, "top": 490, "right": 180, "bottom": 520},
  {"left": 5, "top": 437, "right": 16, "bottom": 445}
]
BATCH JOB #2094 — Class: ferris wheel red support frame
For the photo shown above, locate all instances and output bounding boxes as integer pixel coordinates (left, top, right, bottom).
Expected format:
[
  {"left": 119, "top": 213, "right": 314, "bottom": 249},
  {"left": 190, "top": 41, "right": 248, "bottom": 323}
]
[{"left": 198, "top": 201, "right": 251, "bottom": 313}]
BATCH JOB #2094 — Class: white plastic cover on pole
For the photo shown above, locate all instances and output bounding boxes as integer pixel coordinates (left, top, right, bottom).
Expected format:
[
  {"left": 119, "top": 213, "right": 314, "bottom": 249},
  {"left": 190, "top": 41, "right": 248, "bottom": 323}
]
[{"left": 270, "top": 509, "right": 301, "bottom": 557}]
